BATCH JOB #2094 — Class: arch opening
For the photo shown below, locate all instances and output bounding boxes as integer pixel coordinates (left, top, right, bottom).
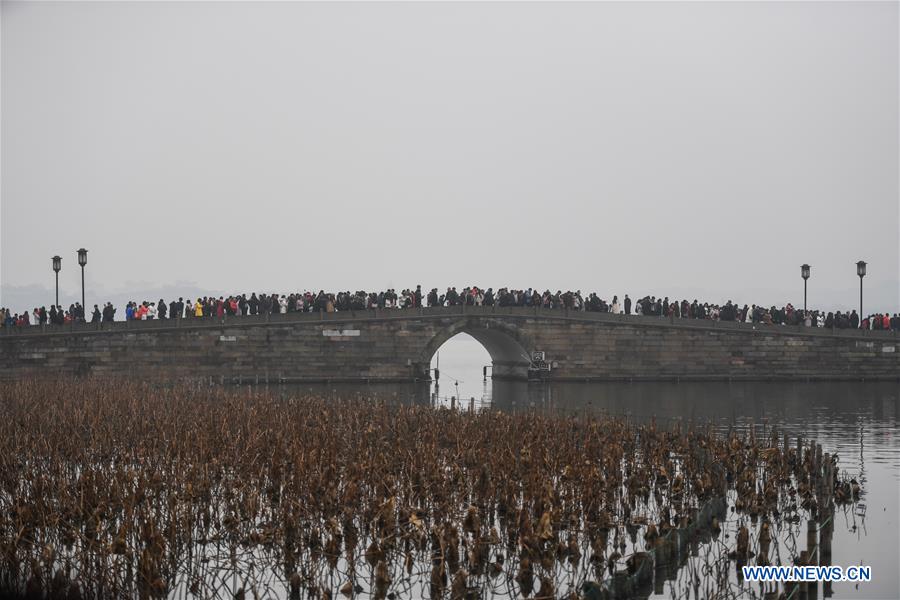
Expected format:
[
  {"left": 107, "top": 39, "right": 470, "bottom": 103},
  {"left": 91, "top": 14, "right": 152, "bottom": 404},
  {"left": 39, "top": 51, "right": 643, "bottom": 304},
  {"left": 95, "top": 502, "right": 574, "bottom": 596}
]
[
  {"left": 417, "top": 318, "right": 533, "bottom": 388},
  {"left": 428, "top": 333, "right": 492, "bottom": 406}
]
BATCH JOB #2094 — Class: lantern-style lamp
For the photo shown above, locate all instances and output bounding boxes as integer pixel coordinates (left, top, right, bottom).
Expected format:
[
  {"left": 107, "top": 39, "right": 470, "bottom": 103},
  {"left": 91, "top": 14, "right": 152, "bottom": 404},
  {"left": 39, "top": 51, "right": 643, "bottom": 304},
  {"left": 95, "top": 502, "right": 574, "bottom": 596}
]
[
  {"left": 51, "top": 255, "right": 61, "bottom": 306},
  {"left": 856, "top": 261, "right": 866, "bottom": 324},
  {"left": 77, "top": 248, "right": 88, "bottom": 320},
  {"left": 801, "top": 264, "right": 810, "bottom": 313}
]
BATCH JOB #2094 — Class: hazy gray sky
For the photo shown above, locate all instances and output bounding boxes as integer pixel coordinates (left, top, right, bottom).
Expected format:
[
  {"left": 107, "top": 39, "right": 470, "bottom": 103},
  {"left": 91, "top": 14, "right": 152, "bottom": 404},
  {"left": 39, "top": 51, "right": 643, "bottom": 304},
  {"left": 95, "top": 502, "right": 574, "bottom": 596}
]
[{"left": 2, "top": 1, "right": 898, "bottom": 313}]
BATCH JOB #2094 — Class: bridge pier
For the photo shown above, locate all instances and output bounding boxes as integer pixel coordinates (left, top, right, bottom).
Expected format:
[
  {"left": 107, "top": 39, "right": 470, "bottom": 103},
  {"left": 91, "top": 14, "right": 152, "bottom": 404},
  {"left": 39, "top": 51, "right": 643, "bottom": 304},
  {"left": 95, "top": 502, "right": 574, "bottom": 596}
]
[{"left": 489, "top": 359, "right": 530, "bottom": 381}]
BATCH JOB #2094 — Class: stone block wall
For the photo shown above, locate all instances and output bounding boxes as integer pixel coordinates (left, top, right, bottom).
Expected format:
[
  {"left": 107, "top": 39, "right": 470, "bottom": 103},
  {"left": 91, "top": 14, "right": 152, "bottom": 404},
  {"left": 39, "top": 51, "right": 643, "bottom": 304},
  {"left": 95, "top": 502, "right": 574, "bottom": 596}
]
[{"left": 0, "top": 307, "right": 897, "bottom": 382}]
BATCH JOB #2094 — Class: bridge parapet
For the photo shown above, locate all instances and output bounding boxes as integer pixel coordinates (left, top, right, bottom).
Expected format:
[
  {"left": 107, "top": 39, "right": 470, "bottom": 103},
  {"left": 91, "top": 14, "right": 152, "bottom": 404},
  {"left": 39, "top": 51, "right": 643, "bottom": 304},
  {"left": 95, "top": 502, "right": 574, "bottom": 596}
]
[{"left": 1, "top": 305, "right": 896, "bottom": 341}]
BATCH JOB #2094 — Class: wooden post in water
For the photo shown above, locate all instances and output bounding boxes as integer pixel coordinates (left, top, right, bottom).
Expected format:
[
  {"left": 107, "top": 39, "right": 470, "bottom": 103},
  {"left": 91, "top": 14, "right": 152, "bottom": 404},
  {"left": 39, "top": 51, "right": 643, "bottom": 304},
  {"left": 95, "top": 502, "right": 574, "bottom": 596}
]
[
  {"left": 821, "top": 502, "right": 834, "bottom": 598},
  {"left": 807, "top": 520, "right": 818, "bottom": 563},
  {"left": 798, "top": 550, "right": 809, "bottom": 600},
  {"left": 815, "top": 444, "right": 823, "bottom": 498},
  {"left": 690, "top": 507, "right": 699, "bottom": 556},
  {"left": 820, "top": 451, "right": 835, "bottom": 598},
  {"left": 810, "top": 439, "right": 817, "bottom": 476},
  {"left": 654, "top": 546, "right": 666, "bottom": 596},
  {"left": 785, "top": 581, "right": 795, "bottom": 600},
  {"left": 819, "top": 452, "right": 829, "bottom": 505},
  {"left": 807, "top": 520, "right": 819, "bottom": 600}
]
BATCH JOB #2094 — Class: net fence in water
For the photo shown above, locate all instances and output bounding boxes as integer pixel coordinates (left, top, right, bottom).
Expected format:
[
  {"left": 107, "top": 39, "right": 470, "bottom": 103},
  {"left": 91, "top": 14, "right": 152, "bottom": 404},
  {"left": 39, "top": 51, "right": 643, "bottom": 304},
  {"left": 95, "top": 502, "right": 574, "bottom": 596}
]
[{"left": 0, "top": 380, "right": 860, "bottom": 600}]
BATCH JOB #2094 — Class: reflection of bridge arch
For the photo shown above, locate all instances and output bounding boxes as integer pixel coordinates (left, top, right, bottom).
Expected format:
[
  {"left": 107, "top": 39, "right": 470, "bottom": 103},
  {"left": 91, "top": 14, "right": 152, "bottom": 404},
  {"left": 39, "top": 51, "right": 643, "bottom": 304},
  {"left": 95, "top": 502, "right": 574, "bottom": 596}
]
[{"left": 416, "top": 317, "right": 533, "bottom": 380}]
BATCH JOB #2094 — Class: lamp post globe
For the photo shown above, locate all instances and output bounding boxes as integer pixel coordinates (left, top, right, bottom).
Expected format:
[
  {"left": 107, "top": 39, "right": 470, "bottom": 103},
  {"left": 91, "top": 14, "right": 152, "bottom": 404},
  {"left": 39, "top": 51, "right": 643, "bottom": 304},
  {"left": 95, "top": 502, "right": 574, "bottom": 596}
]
[
  {"left": 856, "top": 261, "right": 866, "bottom": 326},
  {"left": 77, "top": 249, "right": 88, "bottom": 321},
  {"left": 800, "top": 264, "right": 810, "bottom": 313},
  {"left": 51, "top": 256, "right": 61, "bottom": 307}
]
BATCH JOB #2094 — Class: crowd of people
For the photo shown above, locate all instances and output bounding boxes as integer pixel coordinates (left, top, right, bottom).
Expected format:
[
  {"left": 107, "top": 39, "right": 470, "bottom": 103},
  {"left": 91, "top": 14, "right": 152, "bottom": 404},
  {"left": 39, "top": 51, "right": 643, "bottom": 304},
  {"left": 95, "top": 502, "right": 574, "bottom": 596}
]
[{"left": 2, "top": 286, "right": 899, "bottom": 331}]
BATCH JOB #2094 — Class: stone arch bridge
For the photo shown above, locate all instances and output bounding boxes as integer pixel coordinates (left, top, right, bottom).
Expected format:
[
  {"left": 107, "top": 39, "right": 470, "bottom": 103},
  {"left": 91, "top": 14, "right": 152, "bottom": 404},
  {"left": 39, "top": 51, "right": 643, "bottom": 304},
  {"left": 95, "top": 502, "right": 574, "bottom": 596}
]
[{"left": 1, "top": 306, "right": 898, "bottom": 382}]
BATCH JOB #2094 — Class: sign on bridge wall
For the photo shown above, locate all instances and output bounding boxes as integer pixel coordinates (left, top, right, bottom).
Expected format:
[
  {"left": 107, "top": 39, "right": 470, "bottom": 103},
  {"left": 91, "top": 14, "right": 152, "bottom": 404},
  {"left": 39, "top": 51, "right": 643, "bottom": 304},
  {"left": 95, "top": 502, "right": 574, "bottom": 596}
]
[{"left": 323, "top": 329, "right": 361, "bottom": 338}]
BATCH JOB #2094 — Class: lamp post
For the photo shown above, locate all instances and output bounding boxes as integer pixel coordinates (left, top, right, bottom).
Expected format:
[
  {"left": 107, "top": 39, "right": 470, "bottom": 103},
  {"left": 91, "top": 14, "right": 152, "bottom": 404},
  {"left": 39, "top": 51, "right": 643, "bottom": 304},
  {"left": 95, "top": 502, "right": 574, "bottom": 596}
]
[
  {"left": 51, "top": 256, "right": 61, "bottom": 306},
  {"left": 801, "top": 264, "right": 810, "bottom": 313},
  {"left": 77, "top": 249, "right": 88, "bottom": 321},
  {"left": 856, "top": 261, "right": 866, "bottom": 324}
]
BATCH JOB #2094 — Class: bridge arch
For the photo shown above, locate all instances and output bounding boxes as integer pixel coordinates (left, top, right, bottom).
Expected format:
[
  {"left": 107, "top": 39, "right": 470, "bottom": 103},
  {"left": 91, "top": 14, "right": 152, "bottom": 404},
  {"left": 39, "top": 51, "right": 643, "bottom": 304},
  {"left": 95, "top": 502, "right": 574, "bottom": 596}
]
[{"left": 417, "top": 317, "right": 533, "bottom": 381}]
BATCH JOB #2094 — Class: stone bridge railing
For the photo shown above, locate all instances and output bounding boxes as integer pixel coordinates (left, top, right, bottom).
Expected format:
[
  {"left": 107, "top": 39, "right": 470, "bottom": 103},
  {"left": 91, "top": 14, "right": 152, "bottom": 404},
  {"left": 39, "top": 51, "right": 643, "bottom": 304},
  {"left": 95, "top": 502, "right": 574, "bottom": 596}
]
[{"left": 2, "top": 305, "right": 897, "bottom": 341}]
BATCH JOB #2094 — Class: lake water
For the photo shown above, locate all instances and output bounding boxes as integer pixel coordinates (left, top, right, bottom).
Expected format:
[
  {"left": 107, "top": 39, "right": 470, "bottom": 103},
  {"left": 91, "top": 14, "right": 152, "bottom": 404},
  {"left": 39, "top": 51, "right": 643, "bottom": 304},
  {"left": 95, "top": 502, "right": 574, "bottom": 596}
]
[{"left": 273, "top": 333, "right": 900, "bottom": 599}]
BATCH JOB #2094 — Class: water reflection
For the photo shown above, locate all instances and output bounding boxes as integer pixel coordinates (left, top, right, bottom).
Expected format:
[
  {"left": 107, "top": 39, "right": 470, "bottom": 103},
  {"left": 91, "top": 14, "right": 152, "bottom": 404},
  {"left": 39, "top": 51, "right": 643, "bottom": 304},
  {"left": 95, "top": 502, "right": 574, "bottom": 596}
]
[
  {"left": 273, "top": 379, "right": 899, "bottom": 431},
  {"left": 488, "top": 381, "right": 900, "bottom": 425}
]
